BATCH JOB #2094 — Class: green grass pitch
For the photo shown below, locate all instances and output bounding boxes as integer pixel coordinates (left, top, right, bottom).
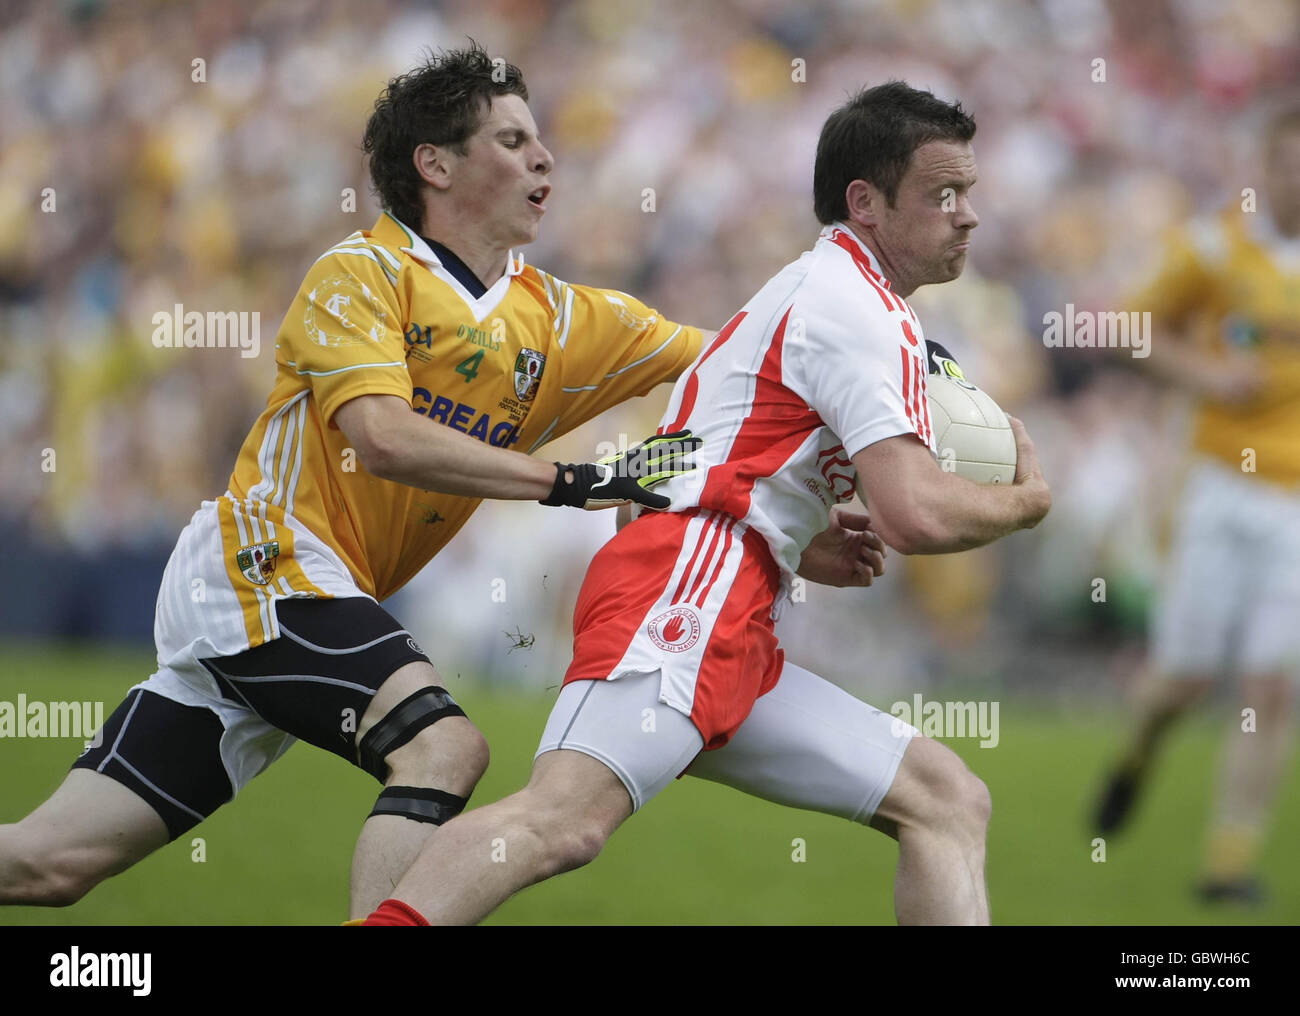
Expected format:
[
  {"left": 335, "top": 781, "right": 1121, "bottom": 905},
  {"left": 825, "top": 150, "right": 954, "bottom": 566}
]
[{"left": 0, "top": 644, "right": 1295, "bottom": 925}]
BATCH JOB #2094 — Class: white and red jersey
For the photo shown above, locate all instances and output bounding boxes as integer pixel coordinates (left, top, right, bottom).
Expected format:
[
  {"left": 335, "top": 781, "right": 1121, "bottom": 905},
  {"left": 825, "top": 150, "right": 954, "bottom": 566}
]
[{"left": 655, "top": 222, "right": 935, "bottom": 587}]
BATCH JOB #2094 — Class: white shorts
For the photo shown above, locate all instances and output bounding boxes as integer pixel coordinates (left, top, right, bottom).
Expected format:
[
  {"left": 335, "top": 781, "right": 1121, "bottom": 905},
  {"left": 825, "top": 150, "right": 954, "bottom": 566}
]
[
  {"left": 536, "top": 661, "right": 917, "bottom": 821},
  {"left": 1152, "top": 459, "right": 1300, "bottom": 678},
  {"left": 137, "top": 498, "right": 376, "bottom": 794},
  {"left": 153, "top": 498, "right": 368, "bottom": 664}
]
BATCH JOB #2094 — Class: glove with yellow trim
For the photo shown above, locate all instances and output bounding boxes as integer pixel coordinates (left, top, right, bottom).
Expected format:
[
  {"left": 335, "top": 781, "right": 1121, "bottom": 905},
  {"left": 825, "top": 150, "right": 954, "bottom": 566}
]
[{"left": 540, "top": 430, "right": 703, "bottom": 511}]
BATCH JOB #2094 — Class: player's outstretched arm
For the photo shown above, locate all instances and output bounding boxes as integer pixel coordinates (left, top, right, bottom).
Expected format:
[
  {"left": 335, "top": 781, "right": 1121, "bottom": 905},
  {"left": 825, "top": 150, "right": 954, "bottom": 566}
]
[
  {"left": 335, "top": 394, "right": 697, "bottom": 510},
  {"left": 1122, "top": 332, "right": 1263, "bottom": 403},
  {"left": 338, "top": 393, "right": 555, "bottom": 498},
  {"left": 854, "top": 417, "right": 1050, "bottom": 555}
]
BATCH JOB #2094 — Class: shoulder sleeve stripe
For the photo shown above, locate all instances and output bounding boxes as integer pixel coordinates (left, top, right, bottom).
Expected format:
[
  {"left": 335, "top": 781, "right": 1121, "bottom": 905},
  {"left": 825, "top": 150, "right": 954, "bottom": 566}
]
[
  {"left": 370, "top": 244, "right": 403, "bottom": 272},
  {"left": 602, "top": 325, "right": 681, "bottom": 379},
  {"left": 551, "top": 280, "right": 567, "bottom": 333},
  {"left": 558, "top": 325, "right": 686, "bottom": 394},
  {"left": 557, "top": 285, "right": 576, "bottom": 349},
  {"left": 311, "top": 233, "right": 366, "bottom": 258},
  {"left": 317, "top": 245, "right": 398, "bottom": 286},
  {"left": 540, "top": 272, "right": 558, "bottom": 313},
  {"left": 316, "top": 245, "right": 379, "bottom": 266},
  {"left": 289, "top": 360, "right": 406, "bottom": 378}
]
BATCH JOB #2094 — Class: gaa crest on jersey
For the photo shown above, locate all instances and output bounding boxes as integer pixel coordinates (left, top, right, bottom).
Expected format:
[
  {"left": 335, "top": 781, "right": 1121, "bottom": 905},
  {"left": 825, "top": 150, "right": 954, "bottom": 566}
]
[
  {"left": 647, "top": 606, "right": 701, "bottom": 653},
  {"left": 514, "top": 349, "right": 546, "bottom": 402},
  {"left": 304, "top": 275, "right": 388, "bottom": 348},
  {"left": 236, "top": 540, "right": 280, "bottom": 586}
]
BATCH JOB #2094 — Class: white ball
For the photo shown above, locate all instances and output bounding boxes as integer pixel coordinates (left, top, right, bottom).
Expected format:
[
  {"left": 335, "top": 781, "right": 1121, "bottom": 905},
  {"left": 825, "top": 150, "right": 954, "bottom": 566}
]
[{"left": 926, "top": 373, "right": 1018, "bottom": 484}]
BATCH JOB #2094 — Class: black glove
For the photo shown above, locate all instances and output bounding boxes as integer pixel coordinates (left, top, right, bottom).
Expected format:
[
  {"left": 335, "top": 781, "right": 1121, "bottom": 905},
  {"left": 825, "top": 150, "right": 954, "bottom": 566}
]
[{"left": 540, "top": 430, "right": 703, "bottom": 511}]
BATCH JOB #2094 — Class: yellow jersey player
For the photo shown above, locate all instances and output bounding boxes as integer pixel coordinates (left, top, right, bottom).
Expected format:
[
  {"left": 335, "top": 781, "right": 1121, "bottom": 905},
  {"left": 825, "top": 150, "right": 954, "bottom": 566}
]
[
  {"left": 1093, "top": 106, "right": 1300, "bottom": 904},
  {"left": 0, "top": 44, "right": 709, "bottom": 920}
]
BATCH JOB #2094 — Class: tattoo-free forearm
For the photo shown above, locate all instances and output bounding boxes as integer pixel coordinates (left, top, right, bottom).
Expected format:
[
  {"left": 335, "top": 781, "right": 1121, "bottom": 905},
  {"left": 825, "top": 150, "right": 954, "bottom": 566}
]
[
  {"left": 377, "top": 413, "right": 557, "bottom": 499},
  {"left": 337, "top": 395, "right": 557, "bottom": 500},
  {"left": 901, "top": 472, "right": 1044, "bottom": 553}
]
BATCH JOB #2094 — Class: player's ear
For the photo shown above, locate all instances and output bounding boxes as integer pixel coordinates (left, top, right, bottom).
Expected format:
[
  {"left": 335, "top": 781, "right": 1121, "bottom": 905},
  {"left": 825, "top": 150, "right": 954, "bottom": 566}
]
[
  {"left": 844, "top": 179, "right": 882, "bottom": 228},
  {"left": 412, "top": 143, "right": 454, "bottom": 192}
]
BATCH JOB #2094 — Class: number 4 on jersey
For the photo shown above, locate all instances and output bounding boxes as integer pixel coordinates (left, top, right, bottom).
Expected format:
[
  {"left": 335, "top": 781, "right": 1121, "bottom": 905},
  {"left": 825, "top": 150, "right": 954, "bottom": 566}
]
[{"left": 455, "top": 350, "right": 484, "bottom": 383}]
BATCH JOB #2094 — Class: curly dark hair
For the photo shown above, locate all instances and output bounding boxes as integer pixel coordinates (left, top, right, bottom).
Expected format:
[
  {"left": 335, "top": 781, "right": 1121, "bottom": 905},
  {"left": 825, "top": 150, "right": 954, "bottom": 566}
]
[
  {"left": 813, "top": 81, "right": 976, "bottom": 222},
  {"left": 362, "top": 41, "right": 528, "bottom": 230}
]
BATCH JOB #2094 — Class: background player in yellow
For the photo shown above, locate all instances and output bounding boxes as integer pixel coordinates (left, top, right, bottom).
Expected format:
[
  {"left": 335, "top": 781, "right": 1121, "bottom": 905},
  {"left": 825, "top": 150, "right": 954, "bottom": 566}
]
[
  {"left": 1092, "top": 106, "right": 1300, "bottom": 904},
  {"left": 0, "top": 44, "right": 733, "bottom": 919}
]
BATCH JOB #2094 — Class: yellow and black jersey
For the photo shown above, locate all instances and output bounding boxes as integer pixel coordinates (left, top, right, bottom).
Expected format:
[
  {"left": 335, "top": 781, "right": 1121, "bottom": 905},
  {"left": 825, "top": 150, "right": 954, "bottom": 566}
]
[{"left": 217, "top": 212, "right": 701, "bottom": 642}]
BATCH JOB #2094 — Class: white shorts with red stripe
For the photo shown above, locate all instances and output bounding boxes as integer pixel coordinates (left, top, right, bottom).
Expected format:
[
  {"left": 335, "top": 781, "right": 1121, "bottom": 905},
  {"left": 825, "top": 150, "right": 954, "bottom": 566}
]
[{"left": 564, "top": 508, "right": 784, "bottom": 749}]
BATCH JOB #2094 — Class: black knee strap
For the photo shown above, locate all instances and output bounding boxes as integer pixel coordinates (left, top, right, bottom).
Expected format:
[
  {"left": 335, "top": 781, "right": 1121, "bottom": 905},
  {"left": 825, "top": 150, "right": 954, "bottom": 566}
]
[
  {"left": 357, "top": 686, "right": 465, "bottom": 781},
  {"left": 369, "top": 785, "right": 468, "bottom": 825}
]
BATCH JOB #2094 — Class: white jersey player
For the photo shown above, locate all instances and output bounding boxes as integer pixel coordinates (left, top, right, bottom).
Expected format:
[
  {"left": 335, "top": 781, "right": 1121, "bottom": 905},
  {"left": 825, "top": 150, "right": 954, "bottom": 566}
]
[
  {"left": 363, "top": 81, "right": 1052, "bottom": 927},
  {"left": 561, "top": 223, "right": 938, "bottom": 753}
]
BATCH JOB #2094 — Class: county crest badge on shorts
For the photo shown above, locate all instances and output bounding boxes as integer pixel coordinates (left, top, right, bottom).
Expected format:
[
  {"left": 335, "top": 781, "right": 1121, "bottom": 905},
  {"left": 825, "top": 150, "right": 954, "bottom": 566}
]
[
  {"left": 514, "top": 348, "right": 546, "bottom": 402},
  {"left": 647, "top": 606, "right": 701, "bottom": 653},
  {"left": 236, "top": 540, "right": 280, "bottom": 585}
]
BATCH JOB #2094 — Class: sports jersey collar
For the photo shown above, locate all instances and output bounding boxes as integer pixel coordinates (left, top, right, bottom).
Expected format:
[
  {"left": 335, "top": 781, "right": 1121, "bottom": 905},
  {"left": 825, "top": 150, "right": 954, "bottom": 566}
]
[
  {"left": 822, "top": 221, "right": 889, "bottom": 280},
  {"left": 375, "top": 212, "right": 527, "bottom": 277},
  {"left": 374, "top": 211, "right": 526, "bottom": 323}
]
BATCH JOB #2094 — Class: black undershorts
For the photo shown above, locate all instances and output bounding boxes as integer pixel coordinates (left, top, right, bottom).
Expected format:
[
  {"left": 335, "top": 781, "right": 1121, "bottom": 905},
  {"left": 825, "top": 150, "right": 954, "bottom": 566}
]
[{"left": 73, "top": 597, "right": 455, "bottom": 840}]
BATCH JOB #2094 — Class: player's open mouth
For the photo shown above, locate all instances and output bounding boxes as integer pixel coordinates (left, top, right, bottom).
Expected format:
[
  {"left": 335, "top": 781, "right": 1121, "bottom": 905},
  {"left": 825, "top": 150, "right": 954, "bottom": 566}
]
[{"left": 528, "top": 186, "right": 550, "bottom": 210}]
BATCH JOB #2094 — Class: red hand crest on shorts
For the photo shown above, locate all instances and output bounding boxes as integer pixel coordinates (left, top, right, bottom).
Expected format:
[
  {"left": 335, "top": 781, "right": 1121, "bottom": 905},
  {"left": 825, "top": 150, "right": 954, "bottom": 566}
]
[{"left": 647, "top": 606, "right": 701, "bottom": 653}]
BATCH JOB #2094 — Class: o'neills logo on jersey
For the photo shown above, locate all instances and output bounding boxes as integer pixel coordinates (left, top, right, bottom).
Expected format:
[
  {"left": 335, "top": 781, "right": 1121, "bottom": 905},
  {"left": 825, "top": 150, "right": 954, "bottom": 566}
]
[
  {"left": 647, "top": 606, "right": 701, "bottom": 653},
  {"left": 514, "top": 349, "right": 546, "bottom": 402},
  {"left": 236, "top": 540, "right": 280, "bottom": 585}
]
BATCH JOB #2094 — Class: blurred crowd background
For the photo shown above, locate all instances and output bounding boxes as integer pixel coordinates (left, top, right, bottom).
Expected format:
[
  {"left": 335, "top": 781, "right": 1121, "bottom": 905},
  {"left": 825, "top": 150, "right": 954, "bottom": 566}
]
[{"left": 1, "top": 0, "right": 1296, "bottom": 702}]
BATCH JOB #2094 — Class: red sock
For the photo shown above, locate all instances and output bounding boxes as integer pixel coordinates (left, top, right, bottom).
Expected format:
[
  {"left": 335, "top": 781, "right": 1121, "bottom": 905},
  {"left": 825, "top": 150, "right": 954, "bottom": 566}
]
[{"left": 364, "top": 899, "right": 429, "bottom": 926}]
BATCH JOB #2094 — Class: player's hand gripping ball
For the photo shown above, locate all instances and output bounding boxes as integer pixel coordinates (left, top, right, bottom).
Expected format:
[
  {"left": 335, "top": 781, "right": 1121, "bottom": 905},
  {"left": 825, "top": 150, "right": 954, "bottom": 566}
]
[{"left": 924, "top": 341, "right": 1018, "bottom": 484}]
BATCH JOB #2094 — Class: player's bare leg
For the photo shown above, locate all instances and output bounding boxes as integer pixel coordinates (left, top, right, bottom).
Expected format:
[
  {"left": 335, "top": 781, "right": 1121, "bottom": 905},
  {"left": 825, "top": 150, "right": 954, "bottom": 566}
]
[
  {"left": 1199, "top": 672, "right": 1294, "bottom": 900},
  {"left": 1124, "top": 671, "right": 1214, "bottom": 772},
  {"left": 379, "top": 749, "right": 631, "bottom": 925},
  {"left": 1093, "top": 672, "right": 1213, "bottom": 834},
  {"left": 348, "top": 660, "right": 490, "bottom": 919},
  {"left": 867, "top": 736, "right": 991, "bottom": 925},
  {"left": 0, "top": 770, "right": 168, "bottom": 906}
]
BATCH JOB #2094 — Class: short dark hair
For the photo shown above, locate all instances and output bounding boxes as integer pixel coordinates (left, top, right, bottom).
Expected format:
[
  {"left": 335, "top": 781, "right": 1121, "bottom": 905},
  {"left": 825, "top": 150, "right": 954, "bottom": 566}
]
[
  {"left": 362, "top": 41, "right": 528, "bottom": 230},
  {"left": 813, "top": 81, "right": 976, "bottom": 223}
]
